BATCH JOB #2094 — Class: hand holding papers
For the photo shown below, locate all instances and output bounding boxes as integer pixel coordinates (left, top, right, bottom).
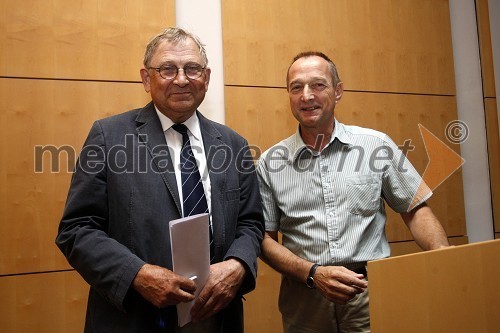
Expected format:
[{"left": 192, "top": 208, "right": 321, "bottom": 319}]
[{"left": 169, "top": 213, "right": 210, "bottom": 327}]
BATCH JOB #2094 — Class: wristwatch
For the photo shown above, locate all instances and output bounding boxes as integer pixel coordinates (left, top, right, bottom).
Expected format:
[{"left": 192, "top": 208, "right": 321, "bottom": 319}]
[{"left": 306, "top": 263, "right": 320, "bottom": 289}]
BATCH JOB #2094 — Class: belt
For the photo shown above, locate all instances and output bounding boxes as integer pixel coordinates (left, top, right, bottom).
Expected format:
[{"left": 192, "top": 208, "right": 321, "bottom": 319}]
[{"left": 353, "top": 266, "right": 367, "bottom": 277}]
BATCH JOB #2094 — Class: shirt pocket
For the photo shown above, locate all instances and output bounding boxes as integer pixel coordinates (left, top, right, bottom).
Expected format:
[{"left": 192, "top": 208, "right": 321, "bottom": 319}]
[{"left": 345, "top": 175, "right": 381, "bottom": 216}]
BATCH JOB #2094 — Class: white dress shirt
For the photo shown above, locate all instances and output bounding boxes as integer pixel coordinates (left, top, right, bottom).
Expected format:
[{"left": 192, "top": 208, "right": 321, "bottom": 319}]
[{"left": 155, "top": 108, "right": 212, "bottom": 218}]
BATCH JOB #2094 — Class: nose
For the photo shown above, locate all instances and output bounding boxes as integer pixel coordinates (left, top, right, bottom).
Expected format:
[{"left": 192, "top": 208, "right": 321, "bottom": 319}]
[
  {"left": 301, "top": 85, "right": 314, "bottom": 101},
  {"left": 173, "top": 68, "right": 189, "bottom": 86}
]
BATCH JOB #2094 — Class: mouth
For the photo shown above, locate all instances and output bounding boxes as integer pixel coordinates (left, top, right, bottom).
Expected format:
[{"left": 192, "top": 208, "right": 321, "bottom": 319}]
[
  {"left": 170, "top": 91, "right": 193, "bottom": 100},
  {"left": 301, "top": 106, "right": 320, "bottom": 112}
]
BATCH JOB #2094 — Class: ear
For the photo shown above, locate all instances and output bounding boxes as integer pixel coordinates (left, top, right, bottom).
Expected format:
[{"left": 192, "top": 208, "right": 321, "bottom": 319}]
[
  {"left": 334, "top": 82, "right": 344, "bottom": 104},
  {"left": 203, "top": 67, "right": 211, "bottom": 92},
  {"left": 140, "top": 68, "right": 151, "bottom": 93}
]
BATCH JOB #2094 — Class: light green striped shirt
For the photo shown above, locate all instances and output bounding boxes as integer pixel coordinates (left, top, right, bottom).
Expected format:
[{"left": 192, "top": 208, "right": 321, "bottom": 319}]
[{"left": 256, "top": 119, "right": 431, "bottom": 266}]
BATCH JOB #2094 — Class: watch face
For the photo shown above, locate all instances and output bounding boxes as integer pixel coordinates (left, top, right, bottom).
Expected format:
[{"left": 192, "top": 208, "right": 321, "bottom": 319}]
[{"left": 306, "top": 276, "right": 314, "bottom": 289}]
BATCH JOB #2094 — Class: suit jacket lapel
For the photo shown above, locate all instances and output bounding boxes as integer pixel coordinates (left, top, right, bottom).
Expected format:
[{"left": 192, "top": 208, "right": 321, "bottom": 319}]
[
  {"left": 198, "top": 111, "right": 227, "bottom": 247},
  {"left": 135, "top": 102, "right": 182, "bottom": 215}
]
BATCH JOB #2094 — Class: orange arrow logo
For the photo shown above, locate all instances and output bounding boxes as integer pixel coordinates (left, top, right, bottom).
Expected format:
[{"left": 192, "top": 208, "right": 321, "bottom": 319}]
[{"left": 409, "top": 124, "right": 465, "bottom": 210}]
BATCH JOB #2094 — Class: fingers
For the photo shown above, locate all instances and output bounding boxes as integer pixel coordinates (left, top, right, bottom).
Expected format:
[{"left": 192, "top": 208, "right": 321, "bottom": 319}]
[
  {"left": 329, "top": 266, "right": 368, "bottom": 288},
  {"left": 191, "top": 261, "right": 246, "bottom": 322},
  {"left": 160, "top": 273, "right": 197, "bottom": 307},
  {"left": 314, "top": 266, "right": 367, "bottom": 305},
  {"left": 191, "top": 285, "right": 234, "bottom": 322},
  {"left": 191, "top": 288, "right": 216, "bottom": 322},
  {"left": 131, "top": 264, "right": 197, "bottom": 308},
  {"left": 190, "top": 274, "right": 226, "bottom": 322},
  {"left": 341, "top": 273, "right": 368, "bottom": 289},
  {"left": 179, "top": 276, "right": 197, "bottom": 294},
  {"left": 172, "top": 286, "right": 197, "bottom": 304},
  {"left": 133, "top": 260, "right": 246, "bottom": 319}
]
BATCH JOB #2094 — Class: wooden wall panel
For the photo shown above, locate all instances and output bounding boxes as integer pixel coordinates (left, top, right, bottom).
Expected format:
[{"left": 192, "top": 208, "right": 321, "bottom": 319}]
[
  {"left": 244, "top": 260, "right": 283, "bottom": 333},
  {"left": 1, "top": 1, "right": 174, "bottom": 329},
  {"left": 222, "top": 0, "right": 455, "bottom": 95},
  {"left": 0, "top": 271, "right": 88, "bottom": 333},
  {"left": 484, "top": 98, "right": 500, "bottom": 233},
  {"left": 476, "top": 0, "right": 497, "bottom": 98},
  {"left": 0, "top": 78, "right": 150, "bottom": 275},
  {"left": 389, "top": 236, "right": 468, "bottom": 257},
  {"left": 0, "top": 0, "right": 175, "bottom": 80},
  {"left": 476, "top": 0, "right": 498, "bottom": 236},
  {"left": 225, "top": 86, "right": 295, "bottom": 153}
]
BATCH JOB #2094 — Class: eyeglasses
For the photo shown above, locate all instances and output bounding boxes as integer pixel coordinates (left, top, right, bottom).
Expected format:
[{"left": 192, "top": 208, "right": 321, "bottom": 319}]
[{"left": 148, "top": 64, "right": 206, "bottom": 80}]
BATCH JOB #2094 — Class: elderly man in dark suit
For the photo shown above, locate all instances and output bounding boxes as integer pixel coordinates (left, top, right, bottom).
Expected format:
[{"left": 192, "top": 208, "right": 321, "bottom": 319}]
[{"left": 56, "top": 27, "right": 264, "bottom": 333}]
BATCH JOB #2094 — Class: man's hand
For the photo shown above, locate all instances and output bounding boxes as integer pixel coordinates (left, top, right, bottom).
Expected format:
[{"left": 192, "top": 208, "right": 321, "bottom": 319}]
[
  {"left": 190, "top": 259, "right": 246, "bottom": 322},
  {"left": 132, "top": 264, "right": 197, "bottom": 308},
  {"left": 314, "top": 266, "right": 367, "bottom": 305}
]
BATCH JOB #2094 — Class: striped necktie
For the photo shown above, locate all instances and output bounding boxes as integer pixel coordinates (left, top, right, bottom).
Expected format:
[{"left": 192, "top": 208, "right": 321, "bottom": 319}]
[{"left": 172, "top": 124, "right": 214, "bottom": 259}]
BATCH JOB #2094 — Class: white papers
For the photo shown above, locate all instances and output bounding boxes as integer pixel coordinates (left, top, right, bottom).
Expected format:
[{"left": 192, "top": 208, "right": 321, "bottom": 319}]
[{"left": 169, "top": 213, "right": 210, "bottom": 327}]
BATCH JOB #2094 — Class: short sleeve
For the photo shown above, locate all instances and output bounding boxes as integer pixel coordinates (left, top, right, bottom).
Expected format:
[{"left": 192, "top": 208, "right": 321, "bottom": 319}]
[
  {"left": 381, "top": 135, "right": 432, "bottom": 213},
  {"left": 256, "top": 156, "right": 281, "bottom": 231}
]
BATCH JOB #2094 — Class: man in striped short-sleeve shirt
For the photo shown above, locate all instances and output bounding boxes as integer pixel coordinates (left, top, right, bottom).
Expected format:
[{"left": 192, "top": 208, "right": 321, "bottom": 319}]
[{"left": 257, "top": 52, "right": 450, "bottom": 333}]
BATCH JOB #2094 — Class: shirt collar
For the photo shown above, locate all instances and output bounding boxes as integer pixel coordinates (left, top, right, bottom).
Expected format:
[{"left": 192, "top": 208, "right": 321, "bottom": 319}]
[
  {"left": 290, "top": 118, "right": 353, "bottom": 162},
  {"left": 333, "top": 119, "right": 354, "bottom": 146},
  {"left": 154, "top": 107, "right": 202, "bottom": 142}
]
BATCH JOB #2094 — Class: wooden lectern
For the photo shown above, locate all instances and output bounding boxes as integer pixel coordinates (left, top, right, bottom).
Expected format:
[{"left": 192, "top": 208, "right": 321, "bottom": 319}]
[{"left": 368, "top": 239, "right": 500, "bottom": 332}]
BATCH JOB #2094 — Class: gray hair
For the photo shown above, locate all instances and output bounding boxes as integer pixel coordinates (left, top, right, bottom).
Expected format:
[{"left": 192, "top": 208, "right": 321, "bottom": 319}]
[
  {"left": 286, "top": 51, "right": 341, "bottom": 89},
  {"left": 143, "top": 27, "right": 208, "bottom": 68}
]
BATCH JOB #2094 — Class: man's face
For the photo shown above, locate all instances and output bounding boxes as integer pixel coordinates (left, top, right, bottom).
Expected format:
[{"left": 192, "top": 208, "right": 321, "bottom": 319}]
[
  {"left": 140, "top": 38, "right": 211, "bottom": 123},
  {"left": 287, "top": 56, "right": 342, "bottom": 132}
]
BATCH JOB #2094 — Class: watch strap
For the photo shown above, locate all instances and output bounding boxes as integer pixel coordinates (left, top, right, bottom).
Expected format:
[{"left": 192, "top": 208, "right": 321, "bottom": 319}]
[
  {"left": 306, "top": 263, "right": 320, "bottom": 288},
  {"left": 308, "top": 263, "right": 319, "bottom": 279}
]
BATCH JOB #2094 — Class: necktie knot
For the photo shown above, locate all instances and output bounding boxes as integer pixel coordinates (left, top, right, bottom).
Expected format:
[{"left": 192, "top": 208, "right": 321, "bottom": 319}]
[{"left": 172, "top": 123, "right": 188, "bottom": 136}]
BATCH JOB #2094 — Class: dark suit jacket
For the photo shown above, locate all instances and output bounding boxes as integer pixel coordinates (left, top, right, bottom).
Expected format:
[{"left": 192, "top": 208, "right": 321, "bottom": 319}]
[{"left": 56, "top": 102, "right": 264, "bottom": 332}]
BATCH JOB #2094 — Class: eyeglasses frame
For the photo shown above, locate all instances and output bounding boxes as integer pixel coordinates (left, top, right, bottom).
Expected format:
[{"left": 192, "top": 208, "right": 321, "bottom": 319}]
[{"left": 147, "top": 64, "right": 206, "bottom": 80}]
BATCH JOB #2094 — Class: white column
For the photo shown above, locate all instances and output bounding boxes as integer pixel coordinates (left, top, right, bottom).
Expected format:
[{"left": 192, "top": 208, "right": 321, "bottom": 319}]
[
  {"left": 488, "top": 0, "right": 500, "bottom": 134},
  {"left": 176, "top": 0, "right": 225, "bottom": 124},
  {"left": 449, "top": 0, "right": 494, "bottom": 242}
]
